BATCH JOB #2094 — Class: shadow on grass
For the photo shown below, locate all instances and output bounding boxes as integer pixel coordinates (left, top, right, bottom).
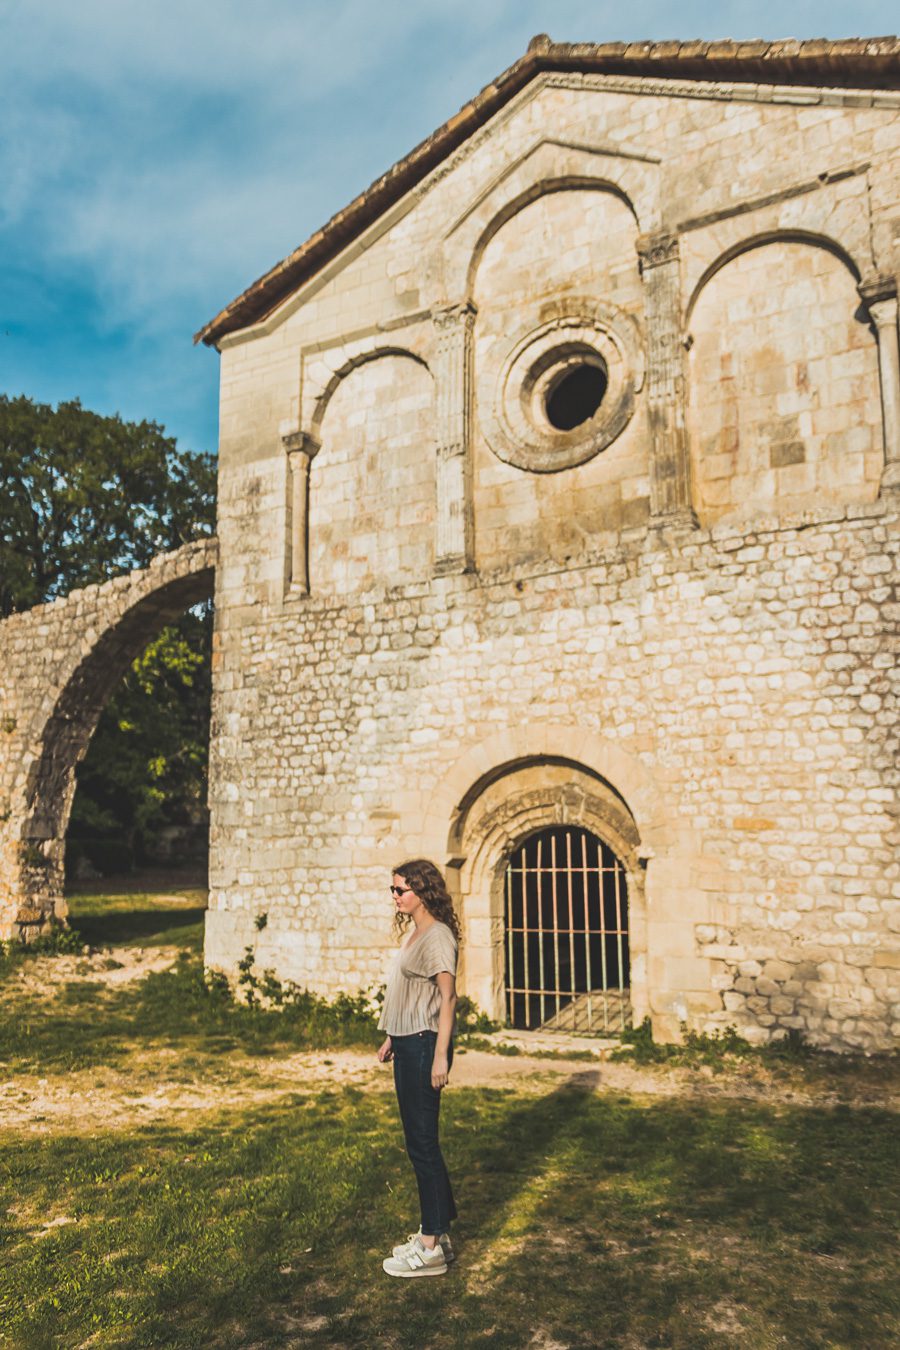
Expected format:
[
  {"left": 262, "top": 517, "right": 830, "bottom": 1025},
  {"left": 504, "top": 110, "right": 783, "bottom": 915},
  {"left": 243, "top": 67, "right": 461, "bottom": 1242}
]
[
  {"left": 3, "top": 1075, "right": 897, "bottom": 1350},
  {"left": 337, "top": 1078, "right": 900, "bottom": 1350},
  {"left": 72, "top": 905, "right": 207, "bottom": 950}
]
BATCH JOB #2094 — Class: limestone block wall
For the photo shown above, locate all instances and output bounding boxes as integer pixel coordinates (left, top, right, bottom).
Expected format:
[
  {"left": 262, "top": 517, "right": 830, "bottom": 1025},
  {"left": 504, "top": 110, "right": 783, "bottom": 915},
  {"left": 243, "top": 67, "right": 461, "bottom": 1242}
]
[
  {"left": 471, "top": 187, "right": 650, "bottom": 570},
  {"left": 688, "top": 239, "right": 883, "bottom": 522},
  {"left": 206, "top": 502, "right": 898, "bottom": 1051},
  {"left": 309, "top": 354, "right": 435, "bottom": 593}
]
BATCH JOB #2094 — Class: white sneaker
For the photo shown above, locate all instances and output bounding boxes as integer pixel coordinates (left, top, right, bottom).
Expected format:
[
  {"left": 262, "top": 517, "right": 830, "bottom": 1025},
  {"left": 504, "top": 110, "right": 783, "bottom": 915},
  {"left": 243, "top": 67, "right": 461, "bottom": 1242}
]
[
  {"left": 392, "top": 1226, "right": 455, "bottom": 1263},
  {"left": 382, "top": 1234, "right": 448, "bottom": 1277}
]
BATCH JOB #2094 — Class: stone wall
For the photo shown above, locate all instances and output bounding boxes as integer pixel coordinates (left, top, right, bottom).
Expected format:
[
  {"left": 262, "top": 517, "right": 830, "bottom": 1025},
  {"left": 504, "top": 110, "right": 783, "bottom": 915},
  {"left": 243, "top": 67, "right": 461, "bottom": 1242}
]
[
  {"left": 688, "top": 238, "right": 883, "bottom": 523},
  {"left": 206, "top": 501, "right": 898, "bottom": 1051},
  {"left": 471, "top": 187, "right": 650, "bottom": 570},
  {"left": 309, "top": 353, "right": 435, "bottom": 593}
]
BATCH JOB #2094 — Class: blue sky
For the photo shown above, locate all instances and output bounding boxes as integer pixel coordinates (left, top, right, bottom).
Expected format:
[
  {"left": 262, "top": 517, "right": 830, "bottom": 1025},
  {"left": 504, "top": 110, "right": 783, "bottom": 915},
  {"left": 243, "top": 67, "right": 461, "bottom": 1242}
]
[{"left": 2, "top": 1, "right": 897, "bottom": 459}]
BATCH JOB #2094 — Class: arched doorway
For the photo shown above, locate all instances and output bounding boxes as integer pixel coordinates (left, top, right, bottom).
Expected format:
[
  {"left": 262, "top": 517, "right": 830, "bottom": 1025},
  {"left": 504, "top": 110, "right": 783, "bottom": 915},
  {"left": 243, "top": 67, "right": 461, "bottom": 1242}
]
[
  {"left": 504, "top": 825, "right": 630, "bottom": 1033},
  {"left": 444, "top": 753, "right": 646, "bottom": 1034}
]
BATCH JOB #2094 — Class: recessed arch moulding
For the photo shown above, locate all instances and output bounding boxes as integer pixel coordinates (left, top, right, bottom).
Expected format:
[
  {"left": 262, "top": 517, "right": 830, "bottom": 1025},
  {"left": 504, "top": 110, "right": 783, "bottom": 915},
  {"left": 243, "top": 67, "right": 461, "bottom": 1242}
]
[
  {"left": 418, "top": 725, "right": 712, "bottom": 1043},
  {"left": 681, "top": 171, "right": 893, "bottom": 523},
  {"left": 288, "top": 137, "right": 660, "bottom": 454}
]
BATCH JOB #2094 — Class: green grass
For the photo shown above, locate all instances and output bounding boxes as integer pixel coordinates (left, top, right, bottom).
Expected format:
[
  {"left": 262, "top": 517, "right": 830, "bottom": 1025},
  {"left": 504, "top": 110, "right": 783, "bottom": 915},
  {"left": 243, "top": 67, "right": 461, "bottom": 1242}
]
[
  {"left": 0, "top": 953, "right": 379, "bottom": 1074},
  {"left": 2, "top": 1086, "right": 898, "bottom": 1348},
  {"left": 64, "top": 879, "right": 208, "bottom": 952},
  {"left": 2, "top": 882, "right": 899, "bottom": 1346}
]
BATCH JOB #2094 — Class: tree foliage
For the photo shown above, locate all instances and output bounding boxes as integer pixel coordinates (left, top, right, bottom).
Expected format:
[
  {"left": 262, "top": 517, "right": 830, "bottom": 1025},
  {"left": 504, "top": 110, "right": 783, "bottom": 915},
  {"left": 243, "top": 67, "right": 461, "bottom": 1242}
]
[
  {"left": 0, "top": 394, "right": 215, "bottom": 615},
  {"left": 1, "top": 393, "right": 217, "bottom": 875},
  {"left": 69, "top": 609, "right": 213, "bottom": 874}
]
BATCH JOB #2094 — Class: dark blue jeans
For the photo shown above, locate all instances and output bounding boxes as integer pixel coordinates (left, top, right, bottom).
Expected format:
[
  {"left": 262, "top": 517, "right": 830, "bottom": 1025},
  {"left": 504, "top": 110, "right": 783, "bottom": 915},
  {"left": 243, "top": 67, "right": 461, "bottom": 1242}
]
[{"left": 391, "top": 1030, "right": 457, "bottom": 1237}]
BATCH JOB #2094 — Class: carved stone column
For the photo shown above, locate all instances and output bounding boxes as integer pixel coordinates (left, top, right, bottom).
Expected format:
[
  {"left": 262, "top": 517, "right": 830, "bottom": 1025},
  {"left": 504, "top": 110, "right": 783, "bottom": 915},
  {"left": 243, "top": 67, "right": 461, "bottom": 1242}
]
[
  {"left": 432, "top": 302, "right": 476, "bottom": 574},
  {"left": 859, "top": 278, "right": 900, "bottom": 494},
  {"left": 638, "top": 232, "right": 697, "bottom": 528},
  {"left": 282, "top": 431, "right": 318, "bottom": 593}
]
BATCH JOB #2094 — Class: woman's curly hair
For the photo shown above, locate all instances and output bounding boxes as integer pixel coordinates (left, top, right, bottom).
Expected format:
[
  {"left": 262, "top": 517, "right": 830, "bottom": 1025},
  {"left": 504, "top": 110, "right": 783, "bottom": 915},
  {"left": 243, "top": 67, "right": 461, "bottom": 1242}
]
[{"left": 391, "top": 858, "right": 461, "bottom": 942}]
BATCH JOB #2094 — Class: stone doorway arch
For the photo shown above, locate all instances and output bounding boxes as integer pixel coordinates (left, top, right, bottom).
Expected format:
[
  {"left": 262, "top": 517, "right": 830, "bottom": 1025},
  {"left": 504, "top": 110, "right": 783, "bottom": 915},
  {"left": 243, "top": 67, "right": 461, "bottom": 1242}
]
[
  {"left": 446, "top": 756, "right": 648, "bottom": 1030},
  {"left": 0, "top": 539, "right": 217, "bottom": 939}
]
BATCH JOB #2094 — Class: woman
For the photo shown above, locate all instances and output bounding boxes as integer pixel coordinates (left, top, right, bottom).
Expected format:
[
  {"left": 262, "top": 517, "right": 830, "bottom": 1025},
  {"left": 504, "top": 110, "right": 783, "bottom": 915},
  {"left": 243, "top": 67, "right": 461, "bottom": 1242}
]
[{"left": 377, "top": 858, "right": 459, "bottom": 1277}]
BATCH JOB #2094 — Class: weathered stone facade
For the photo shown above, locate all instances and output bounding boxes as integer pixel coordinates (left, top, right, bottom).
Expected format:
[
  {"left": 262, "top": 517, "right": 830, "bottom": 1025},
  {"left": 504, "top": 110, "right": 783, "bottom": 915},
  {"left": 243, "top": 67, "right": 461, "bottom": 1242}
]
[
  {"left": 0, "top": 540, "right": 216, "bottom": 936},
  {"left": 82, "top": 41, "right": 897, "bottom": 1049}
]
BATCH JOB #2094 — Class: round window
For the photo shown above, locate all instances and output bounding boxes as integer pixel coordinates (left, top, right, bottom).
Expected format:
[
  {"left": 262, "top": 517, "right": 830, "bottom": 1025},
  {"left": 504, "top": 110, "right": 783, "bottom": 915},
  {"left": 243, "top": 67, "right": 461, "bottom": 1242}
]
[
  {"left": 545, "top": 362, "right": 608, "bottom": 431},
  {"left": 478, "top": 300, "right": 644, "bottom": 474}
]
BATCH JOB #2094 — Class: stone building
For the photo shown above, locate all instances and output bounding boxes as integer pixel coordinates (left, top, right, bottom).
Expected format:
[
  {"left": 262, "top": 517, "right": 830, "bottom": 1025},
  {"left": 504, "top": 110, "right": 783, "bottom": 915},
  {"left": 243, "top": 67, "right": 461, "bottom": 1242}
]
[{"left": 201, "top": 39, "right": 895, "bottom": 1048}]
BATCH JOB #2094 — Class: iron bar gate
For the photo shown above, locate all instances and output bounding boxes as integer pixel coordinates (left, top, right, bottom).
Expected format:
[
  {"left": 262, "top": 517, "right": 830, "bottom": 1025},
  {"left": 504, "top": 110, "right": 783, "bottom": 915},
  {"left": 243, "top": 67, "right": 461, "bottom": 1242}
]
[{"left": 504, "top": 826, "right": 630, "bottom": 1034}]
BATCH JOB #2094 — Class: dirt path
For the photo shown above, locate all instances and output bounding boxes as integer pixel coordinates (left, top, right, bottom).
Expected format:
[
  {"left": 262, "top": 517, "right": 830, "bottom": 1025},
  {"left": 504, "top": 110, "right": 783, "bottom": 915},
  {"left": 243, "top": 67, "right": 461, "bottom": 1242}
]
[
  {"left": 2, "top": 947, "right": 896, "bottom": 1135},
  {"left": 4, "top": 1044, "right": 896, "bottom": 1137}
]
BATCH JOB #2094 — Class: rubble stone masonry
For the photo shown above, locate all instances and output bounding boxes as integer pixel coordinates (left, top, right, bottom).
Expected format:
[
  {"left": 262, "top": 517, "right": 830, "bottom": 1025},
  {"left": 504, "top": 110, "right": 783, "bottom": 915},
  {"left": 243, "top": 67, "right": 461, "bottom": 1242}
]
[{"left": 206, "top": 492, "right": 898, "bottom": 1050}]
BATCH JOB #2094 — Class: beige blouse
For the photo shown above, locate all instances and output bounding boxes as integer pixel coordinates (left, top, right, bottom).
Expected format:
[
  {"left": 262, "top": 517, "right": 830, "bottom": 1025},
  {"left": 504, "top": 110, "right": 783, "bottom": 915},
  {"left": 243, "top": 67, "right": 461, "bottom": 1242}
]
[{"left": 378, "top": 920, "right": 459, "bottom": 1037}]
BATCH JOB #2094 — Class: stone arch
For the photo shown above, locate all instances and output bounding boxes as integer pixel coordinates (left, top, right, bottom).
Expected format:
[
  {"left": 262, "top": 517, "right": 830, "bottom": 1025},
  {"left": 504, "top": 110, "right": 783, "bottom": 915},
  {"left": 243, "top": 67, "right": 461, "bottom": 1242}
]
[
  {"left": 421, "top": 726, "right": 678, "bottom": 1027},
  {"left": 308, "top": 349, "right": 436, "bottom": 594},
  {"left": 0, "top": 539, "right": 217, "bottom": 937},
  {"left": 680, "top": 168, "right": 875, "bottom": 330},
  {"left": 464, "top": 176, "right": 649, "bottom": 570},
  {"left": 446, "top": 755, "right": 649, "bottom": 1028},
  {"left": 685, "top": 233, "right": 883, "bottom": 525},
  {"left": 309, "top": 345, "right": 432, "bottom": 442},
  {"left": 422, "top": 724, "right": 670, "bottom": 853},
  {"left": 465, "top": 178, "right": 640, "bottom": 298},
  {"left": 438, "top": 137, "right": 660, "bottom": 303},
  {"left": 684, "top": 228, "right": 863, "bottom": 329}
]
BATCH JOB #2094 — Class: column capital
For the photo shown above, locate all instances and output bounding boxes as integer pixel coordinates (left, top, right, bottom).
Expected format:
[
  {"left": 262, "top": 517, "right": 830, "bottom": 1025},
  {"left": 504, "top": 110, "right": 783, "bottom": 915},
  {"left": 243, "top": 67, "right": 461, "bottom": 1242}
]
[
  {"left": 282, "top": 430, "right": 320, "bottom": 461},
  {"left": 859, "top": 276, "right": 898, "bottom": 321},
  {"left": 432, "top": 300, "right": 477, "bottom": 333},
  {"left": 283, "top": 432, "right": 316, "bottom": 595},
  {"left": 859, "top": 277, "right": 900, "bottom": 495},
  {"left": 637, "top": 231, "right": 679, "bottom": 271}
]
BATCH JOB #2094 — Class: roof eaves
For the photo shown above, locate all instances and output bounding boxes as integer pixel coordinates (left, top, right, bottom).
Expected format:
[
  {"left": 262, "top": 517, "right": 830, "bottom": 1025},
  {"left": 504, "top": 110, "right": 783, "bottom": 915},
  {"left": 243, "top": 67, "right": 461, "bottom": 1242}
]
[{"left": 196, "top": 36, "right": 900, "bottom": 348}]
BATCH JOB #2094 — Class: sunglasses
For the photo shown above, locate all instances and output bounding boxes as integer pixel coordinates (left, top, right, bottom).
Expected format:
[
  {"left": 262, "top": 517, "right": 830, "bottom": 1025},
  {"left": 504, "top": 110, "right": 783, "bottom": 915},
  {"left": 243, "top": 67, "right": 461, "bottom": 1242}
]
[{"left": 390, "top": 885, "right": 412, "bottom": 897}]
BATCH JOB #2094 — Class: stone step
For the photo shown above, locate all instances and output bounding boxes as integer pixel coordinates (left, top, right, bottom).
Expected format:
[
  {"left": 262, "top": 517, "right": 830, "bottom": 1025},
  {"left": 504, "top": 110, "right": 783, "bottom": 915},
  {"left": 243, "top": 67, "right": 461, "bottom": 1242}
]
[{"left": 538, "top": 988, "right": 631, "bottom": 1035}]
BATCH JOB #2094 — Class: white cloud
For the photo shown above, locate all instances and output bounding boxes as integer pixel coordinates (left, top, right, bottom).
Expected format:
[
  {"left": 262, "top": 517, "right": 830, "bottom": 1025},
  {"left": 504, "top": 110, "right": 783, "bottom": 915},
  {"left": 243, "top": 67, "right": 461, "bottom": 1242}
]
[{"left": 1, "top": 0, "right": 896, "bottom": 447}]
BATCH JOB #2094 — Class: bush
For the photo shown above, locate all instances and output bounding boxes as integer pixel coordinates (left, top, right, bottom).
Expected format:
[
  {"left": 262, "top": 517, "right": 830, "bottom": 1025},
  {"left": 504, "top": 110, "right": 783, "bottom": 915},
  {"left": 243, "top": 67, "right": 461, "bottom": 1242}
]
[
  {"left": 455, "top": 994, "right": 499, "bottom": 1035},
  {"left": 611, "top": 1017, "right": 819, "bottom": 1070},
  {"left": 0, "top": 919, "right": 85, "bottom": 967}
]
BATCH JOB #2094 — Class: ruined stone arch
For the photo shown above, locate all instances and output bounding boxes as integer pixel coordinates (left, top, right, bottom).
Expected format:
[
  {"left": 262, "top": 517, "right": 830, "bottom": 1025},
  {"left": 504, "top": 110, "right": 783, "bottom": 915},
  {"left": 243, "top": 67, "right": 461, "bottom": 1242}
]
[{"left": 0, "top": 539, "right": 217, "bottom": 937}]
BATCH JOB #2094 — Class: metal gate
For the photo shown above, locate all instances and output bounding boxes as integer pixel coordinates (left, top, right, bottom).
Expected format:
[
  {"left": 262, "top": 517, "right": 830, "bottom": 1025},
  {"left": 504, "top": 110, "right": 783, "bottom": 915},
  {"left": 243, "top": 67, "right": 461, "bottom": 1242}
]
[{"left": 504, "top": 826, "right": 630, "bottom": 1035}]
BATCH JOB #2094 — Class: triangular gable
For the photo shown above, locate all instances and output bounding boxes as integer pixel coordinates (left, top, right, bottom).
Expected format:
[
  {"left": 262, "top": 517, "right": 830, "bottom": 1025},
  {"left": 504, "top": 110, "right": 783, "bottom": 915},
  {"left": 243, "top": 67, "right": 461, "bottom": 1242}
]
[{"left": 195, "top": 34, "right": 900, "bottom": 348}]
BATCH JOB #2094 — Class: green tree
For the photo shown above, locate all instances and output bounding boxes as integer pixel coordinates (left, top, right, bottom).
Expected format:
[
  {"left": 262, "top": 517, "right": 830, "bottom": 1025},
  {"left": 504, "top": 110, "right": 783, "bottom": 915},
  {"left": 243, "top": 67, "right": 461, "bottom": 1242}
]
[
  {"left": 0, "top": 394, "right": 217, "bottom": 875},
  {"left": 68, "top": 609, "right": 213, "bottom": 874},
  {"left": 0, "top": 394, "right": 215, "bottom": 615}
]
